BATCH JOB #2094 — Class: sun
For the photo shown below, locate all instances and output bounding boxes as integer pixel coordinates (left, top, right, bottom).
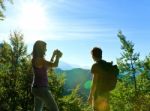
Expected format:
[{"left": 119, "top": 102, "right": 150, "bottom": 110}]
[{"left": 18, "top": 0, "right": 48, "bottom": 31}]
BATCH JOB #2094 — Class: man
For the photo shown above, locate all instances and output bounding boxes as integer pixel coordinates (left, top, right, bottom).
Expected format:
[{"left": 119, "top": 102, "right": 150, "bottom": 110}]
[{"left": 88, "top": 47, "right": 110, "bottom": 111}]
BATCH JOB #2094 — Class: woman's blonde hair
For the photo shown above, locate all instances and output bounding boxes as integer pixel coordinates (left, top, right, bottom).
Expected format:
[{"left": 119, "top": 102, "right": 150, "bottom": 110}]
[{"left": 32, "top": 40, "right": 46, "bottom": 58}]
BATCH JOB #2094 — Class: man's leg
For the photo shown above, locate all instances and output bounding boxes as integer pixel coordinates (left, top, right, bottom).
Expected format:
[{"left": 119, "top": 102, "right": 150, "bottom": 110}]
[{"left": 94, "top": 95, "right": 110, "bottom": 111}]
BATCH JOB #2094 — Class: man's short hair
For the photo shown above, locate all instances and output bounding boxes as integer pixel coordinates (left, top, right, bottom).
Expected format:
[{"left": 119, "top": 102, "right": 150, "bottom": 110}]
[{"left": 91, "top": 47, "right": 102, "bottom": 59}]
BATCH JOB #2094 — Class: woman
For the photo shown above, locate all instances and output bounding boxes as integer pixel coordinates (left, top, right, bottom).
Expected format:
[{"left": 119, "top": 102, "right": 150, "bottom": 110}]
[{"left": 31, "top": 40, "right": 62, "bottom": 111}]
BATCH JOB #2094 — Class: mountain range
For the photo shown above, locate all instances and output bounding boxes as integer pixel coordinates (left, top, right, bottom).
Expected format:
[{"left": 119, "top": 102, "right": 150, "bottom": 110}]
[
  {"left": 55, "top": 68, "right": 92, "bottom": 99},
  {"left": 58, "top": 61, "right": 90, "bottom": 70}
]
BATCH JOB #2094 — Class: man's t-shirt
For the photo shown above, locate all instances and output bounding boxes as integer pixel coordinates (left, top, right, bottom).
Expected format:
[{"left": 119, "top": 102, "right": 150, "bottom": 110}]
[
  {"left": 91, "top": 60, "right": 111, "bottom": 111},
  {"left": 91, "top": 60, "right": 109, "bottom": 96}
]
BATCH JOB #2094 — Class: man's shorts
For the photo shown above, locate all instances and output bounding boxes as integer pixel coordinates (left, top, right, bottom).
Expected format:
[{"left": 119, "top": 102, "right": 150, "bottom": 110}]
[{"left": 93, "top": 92, "right": 110, "bottom": 111}]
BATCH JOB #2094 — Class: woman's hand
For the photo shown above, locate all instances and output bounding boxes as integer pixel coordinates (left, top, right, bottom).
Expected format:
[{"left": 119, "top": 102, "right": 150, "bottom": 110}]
[
  {"left": 51, "top": 50, "right": 57, "bottom": 62},
  {"left": 53, "top": 50, "right": 57, "bottom": 56},
  {"left": 55, "top": 49, "right": 63, "bottom": 58}
]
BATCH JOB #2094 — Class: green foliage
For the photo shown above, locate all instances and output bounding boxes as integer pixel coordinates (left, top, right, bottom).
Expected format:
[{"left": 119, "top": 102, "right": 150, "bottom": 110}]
[
  {"left": 0, "top": 31, "right": 33, "bottom": 111},
  {"left": 110, "top": 73, "right": 150, "bottom": 111},
  {"left": 48, "top": 71, "right": 65, "bottom": 99},
  {"left": 59, "top": 85, "right": 83, "bottom": 111},
  {"left": 0, "top": 41, "right": 12, "bottom": 63},
  {"left": 117, "top": 31, "right": 140, "bottom": 91},
  {"left": 109, "top": 31, "right": 150, "bottom": 111},
  {"left": 0, "top": 0, "right": 13, "bottom": 20},
  {"left": 110, "top": 81, "right": 135, "bottom": 111}
]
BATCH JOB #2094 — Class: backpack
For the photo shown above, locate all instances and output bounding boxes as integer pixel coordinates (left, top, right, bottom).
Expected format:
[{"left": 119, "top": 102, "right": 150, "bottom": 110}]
[{"left": 97, "top": 60, "right": 119, "bottom": 92}]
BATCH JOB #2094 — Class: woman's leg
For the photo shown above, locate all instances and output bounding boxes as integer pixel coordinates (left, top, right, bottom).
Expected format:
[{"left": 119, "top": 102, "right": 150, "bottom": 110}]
[
  {"left": 32, "top": 87, "right": 59, "bottom": 111},
  {"left": 34, "top": 97, "right": 44, "bottom": 111},
  {"left": 42, "top": 89, "right": 59, "bottom": 111},
  {"left": 32, "top": 88, "right": 44, "bottom": 111}
]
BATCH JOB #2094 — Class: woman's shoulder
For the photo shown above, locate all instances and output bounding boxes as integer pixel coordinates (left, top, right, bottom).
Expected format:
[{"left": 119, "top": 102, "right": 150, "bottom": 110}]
[{"left": 32, "top": 58, "right": 46, "bottom": 68}]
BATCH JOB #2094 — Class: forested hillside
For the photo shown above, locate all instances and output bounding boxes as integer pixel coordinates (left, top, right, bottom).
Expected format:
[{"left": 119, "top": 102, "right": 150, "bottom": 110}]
[
  {"left": 55, "top": 68, "right": 91, "bottom": 99},
  {"left": 0, "top": 31, "right": 150, "bottom": 111}
]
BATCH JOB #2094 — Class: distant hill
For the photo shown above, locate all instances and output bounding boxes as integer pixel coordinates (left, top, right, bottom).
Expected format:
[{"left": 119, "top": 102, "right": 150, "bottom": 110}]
[
  {"left": 55, "top": 68, "right": 92, "bottom": 99},
  {"left": 58, "top": 61, "right": 81, "bottom": 70}
]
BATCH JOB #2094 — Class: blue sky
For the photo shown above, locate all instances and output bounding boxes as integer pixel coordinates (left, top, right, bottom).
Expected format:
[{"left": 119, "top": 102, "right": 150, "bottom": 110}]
[{"left": 0, "top": 0, "right": 150, "bottom": 69}]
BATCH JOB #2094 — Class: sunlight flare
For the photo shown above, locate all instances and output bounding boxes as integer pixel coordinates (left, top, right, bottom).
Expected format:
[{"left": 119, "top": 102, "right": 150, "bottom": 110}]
[{"left": 18, "top": 0, "right": 48, "bottom": 31}]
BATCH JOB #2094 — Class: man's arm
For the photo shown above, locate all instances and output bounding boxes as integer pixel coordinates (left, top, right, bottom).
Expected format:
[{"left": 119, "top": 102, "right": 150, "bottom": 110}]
[{"left": 88, "top": 73, "right": 98, "bottom": 105}]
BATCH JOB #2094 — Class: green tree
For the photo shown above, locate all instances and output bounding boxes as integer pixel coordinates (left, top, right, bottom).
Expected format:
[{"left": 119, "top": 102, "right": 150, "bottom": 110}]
[
  {"left": 117, "top": 30, "right": 140, "bottom": 92},
  {"left": 0, "top": 41, "right": 12, "bottom": 110},
  {"left": 110, "top": 31, "right": 150, "bottom": 111},
  {"left": 135, "top": 54, "right": 150, "bottom": 110},
  {"left": 0, "top": 0, "right": 13, "bottom": 20},
  {"left": 0, "top": 31, "right": 33, "bottom": 110}
]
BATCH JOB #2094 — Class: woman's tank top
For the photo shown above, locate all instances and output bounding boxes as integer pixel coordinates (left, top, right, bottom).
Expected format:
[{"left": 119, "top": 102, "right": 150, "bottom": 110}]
[{"left": 32, "top": 66, "right": 48, "bottom": 87}]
